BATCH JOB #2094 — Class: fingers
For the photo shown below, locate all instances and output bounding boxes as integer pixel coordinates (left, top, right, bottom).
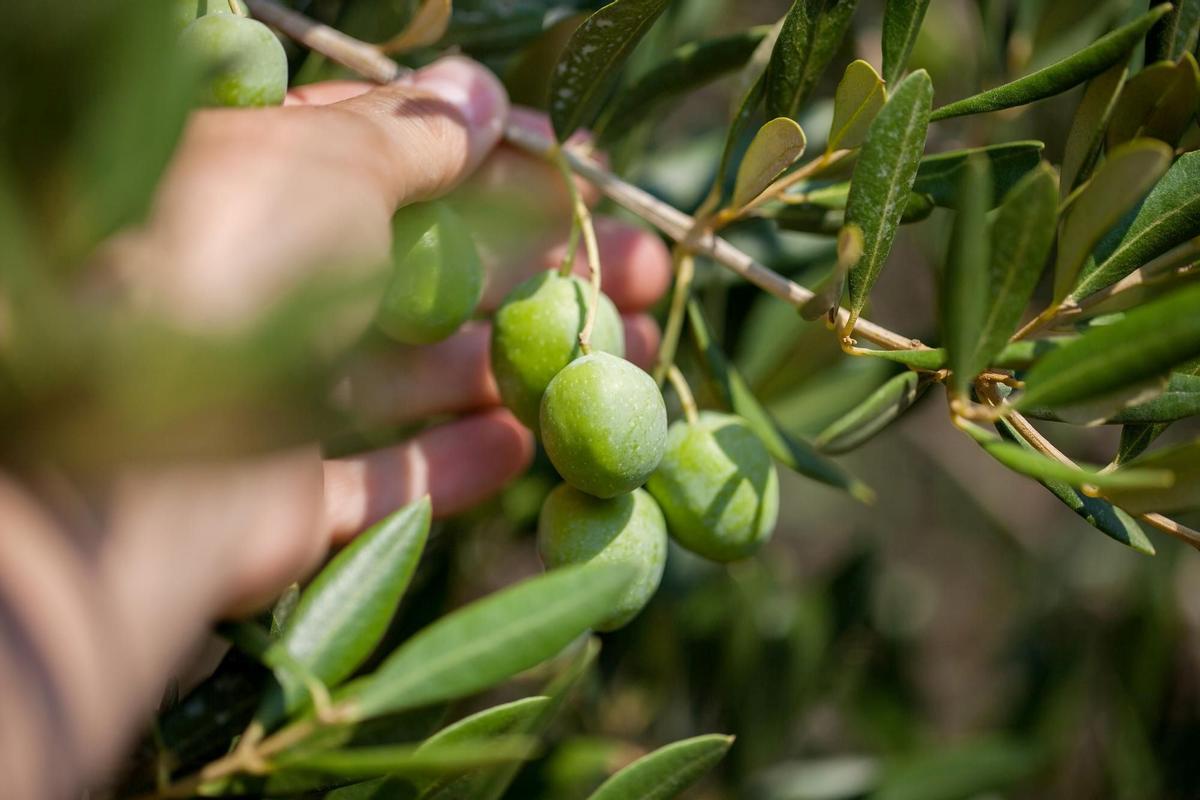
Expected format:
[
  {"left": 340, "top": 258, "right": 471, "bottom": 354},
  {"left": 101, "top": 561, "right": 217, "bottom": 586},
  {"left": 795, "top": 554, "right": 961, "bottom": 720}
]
[
  {"left": 323, "top": 409, "right": 534, "bottom": 540},
  {"left": 335, "top": 57, "right": 510, "bottom": 208},
  {"left": 285, "top": 81, "right": 373, "bottom": 106}
]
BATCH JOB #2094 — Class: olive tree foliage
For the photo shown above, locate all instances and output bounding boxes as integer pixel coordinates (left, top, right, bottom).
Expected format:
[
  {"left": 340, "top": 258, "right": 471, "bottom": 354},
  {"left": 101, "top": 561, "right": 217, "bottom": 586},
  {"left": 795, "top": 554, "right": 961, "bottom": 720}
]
[{"left": 6, "top": 0, "right": 1200, "bottom": 798}]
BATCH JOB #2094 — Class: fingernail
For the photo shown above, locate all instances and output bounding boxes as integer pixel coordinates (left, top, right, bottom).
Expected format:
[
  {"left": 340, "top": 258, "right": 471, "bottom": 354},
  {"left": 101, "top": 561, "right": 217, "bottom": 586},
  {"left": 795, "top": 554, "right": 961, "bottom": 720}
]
[{"left": 413, "top": 56, "right": 508, "bottom": 144}]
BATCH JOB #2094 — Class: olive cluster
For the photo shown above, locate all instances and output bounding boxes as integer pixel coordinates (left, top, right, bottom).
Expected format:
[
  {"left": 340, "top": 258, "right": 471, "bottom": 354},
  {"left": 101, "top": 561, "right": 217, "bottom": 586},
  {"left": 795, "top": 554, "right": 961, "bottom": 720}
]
[{"left": 175, "top": 0, "right": 288, "bottom": 108}]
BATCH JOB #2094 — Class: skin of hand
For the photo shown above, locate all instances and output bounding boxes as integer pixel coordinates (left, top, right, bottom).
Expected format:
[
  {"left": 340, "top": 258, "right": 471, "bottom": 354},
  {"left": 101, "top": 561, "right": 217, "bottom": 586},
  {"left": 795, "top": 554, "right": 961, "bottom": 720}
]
[{"left": 0, "top": 56, "right": 671, "bottom": 799}]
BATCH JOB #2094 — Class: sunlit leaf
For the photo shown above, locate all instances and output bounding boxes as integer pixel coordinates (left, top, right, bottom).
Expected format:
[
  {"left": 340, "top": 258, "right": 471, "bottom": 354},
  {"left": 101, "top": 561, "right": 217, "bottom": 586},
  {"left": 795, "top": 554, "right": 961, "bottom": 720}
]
[
  {"left": 1106, "top": 437, "right": 1200, "bottom": 514},
  {"left": 732, "top": 117, "right": 807, "bottom": 208},
  {"left": 766, "top": 0, "right": 860, "bottom": 119},
  {"left": 585, "top": 734, "right": 733, "bottom": 800},
  {"left": 549, "top": 0, "right": 671, "bottom": 141},
  {"left": 881, "top": 0, "right": 931, "bottom": 86},
  {"left": 942, "top": 154, "right": 993, "bottom": 398},
  {"left": 845, "top": 69, "right": 933, "bottom": 328},
  {"left": 828, "top": 59, "right": 887, "bottom": 153},
  {"left": 1060, "top": 61, "right": 1127, "bottom": 195},
  {"left": 815, "top": 370, "right": 926, "bottom": 454},
  {"left": 273, "top": 738, "right": 539, "bottom": 778},
  {"left": 854, "top": 347, "right": 947, "bottom": 370},
  {"left": 930, "top": 5, "right": 1171, "bottom": 121},
  {"left": 1053, "top": 138, "right": 1172, "bottom": 303},
  {"left": 1107, "top": 53, "right": 1200, "bottom": 148}
]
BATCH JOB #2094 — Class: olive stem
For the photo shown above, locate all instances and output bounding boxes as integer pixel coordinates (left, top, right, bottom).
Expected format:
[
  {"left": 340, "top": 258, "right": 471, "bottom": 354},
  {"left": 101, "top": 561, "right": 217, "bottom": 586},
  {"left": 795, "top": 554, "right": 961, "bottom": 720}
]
[
  {"left": 652, "top": 245, "right": 696, "bottom": 385},
  {"left": 229, "top": 0, "right": 247, "bottom": 16},
  {"left": 666, "top": 365, "right": 699, "bottom": 425}
]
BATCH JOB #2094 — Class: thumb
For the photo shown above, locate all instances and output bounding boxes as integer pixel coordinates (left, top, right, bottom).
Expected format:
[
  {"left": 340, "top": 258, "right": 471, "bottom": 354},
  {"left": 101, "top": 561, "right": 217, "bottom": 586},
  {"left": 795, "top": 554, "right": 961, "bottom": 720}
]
[{"left": 336, "top": 56, "right": 509, "bottom": 208}]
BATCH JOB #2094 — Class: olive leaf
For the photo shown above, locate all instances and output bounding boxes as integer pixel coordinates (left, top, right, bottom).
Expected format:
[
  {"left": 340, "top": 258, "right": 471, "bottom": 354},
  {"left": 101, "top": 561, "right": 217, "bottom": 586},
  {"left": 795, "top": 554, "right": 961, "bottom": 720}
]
[
  {"left": 930, "top": 4, "right": 1172, "bottom": 121},
  {"left": 600, "top": 27, "right": 770, "bottom": 143},
  {"left": 881, "top": 0, "right": 931, "bottom": 86},
  {"left": 731, "top": 117, "right": 807, "bottom": 209},
  {"left": 773, "top": 192, "right": 934, "bottom": 235},
  {"left": 955, "top": 164, "right": 1058, "bottom": 385},
  {"left": 1114, "top": 361, "right": 1200, "bottom": 464},
  {"left": 687, "top": 300, "right": 874, "bottom": 503},
  {"left": 994, "top": 420, "right": 1154, "bottom": 554},
  {"left": 585, "top": 734, "right": 734, "bottom": 800},
  {"left": 1025, "top": 372, "right": 1200, "bottom": 424},
  {"left": 994, "top": 337, "right": 1075, "bottom": 370},
  {"left": 827, "top": 59, "right": 887, "bottom": 154},
  {"left": 958, "top": 420, "right": 1172, "bottom": 492},
  {"left": 815, "top": 370, "right": 927, "bottom": 454},
  {"left": 1105, "top": 437, "right": 1200, "bottom": 514},
  {"left": 912, "top": 142, "right": 1043, "bottom": 207},
  {"left": 1146, "top": 0, "right": 1200, "bottom": 61},
  {"left": 272, "top": 738, "right": 539, "bottom": 779},
  {"left": 1052, "top": 138, "right": 1173, "bottom": 304},
  {"left": 377, "top": 0, "right": 452, "bottom": 54},
  {"left": 855, "top": 347, "right": 947, "bottom": 370},
  {"left": 336, "top": 563, "right": 633, "bottom": 721},
  {"left": 549, "top": 0, "right": 672, "bottom": 141},
  {"left": 765, "top": 0, "right": 860, "bottom": 119},
  {"left": 1070, "top": 152, "right": 1200, "bottom": 302},
  {"left": 844, "top": 69, "right": 933, "bottom": 328},
  {"left": 1060, "top": 61, "right": 1127, "bottom": 196},
  {"left": 1018, "top": 282, "right": 1200, "bottom": 410},
  {"left": 1107, "top": 53, "right": 1200, "bottom": 148},
  {"left": 941, "top": 154, "right": 993, "bottom": 398},
  {"left": 801, "top": 224, "right": 862, "bottom": 322}
]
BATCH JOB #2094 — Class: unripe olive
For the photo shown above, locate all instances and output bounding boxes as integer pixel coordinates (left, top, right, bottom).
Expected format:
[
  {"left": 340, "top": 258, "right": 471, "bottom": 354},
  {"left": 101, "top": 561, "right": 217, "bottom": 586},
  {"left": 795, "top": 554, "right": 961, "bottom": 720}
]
[
  {"left": 538, "top": 484, "right": 667, "bottom": 631},
  {"left": 540, "top": 352, "right": 667, "bottom": 499},
  {"left": 490, "top": 272, "right": 624, "bottom": 430},
  {"left": 376, "top": 202, "right": 484, "bottom": 345},
  {"left": 646, "top": 412, "right": 779, "bottom": 562},
  {"left": 180, "top": 14, "right": 288, "bottom": 108},
  {"left": 172, "top": 0, "right": 249, "bottom": 33}
]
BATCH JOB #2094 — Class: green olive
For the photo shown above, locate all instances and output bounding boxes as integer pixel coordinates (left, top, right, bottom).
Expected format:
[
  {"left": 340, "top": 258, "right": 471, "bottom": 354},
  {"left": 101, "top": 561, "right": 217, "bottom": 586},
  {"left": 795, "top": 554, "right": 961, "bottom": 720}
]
[
  {"left": 646, "top": 412, "right": 779, "bottom": 562},
  {"left": 490, "top": 272, "right": 624, "bottom": 431},
  {"left": 538, "top": 484, "right": 667, "bottom": 631},
  {"left": 376, "top": 202, "right": 484, "bottom": 345},
  {"left": 180, "top": 14, "right": 287, "bottom": 108},
  {"left": 540, "top": 352, "right": 667, "bottom": 499},
  {"left": 172, "top": 0, "right": 249, "bottom": 33}
]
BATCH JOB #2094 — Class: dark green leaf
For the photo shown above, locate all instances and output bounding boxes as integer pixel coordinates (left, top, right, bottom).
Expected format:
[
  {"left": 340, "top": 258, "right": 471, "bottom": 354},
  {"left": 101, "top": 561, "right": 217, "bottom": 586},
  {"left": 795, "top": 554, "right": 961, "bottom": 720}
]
[
  {"left": 766, "top": 0, "right": 860, "bottom": 119},
  {"left": 875, "top": 737, "right": 1039, "bottom": 800},
  {"left": 1060, "top": 61, "right": 1127, "bottom": 195},
  {"left": 687, "top": 301, "right": 874, "bottom": 502},
  {"left": 828, "top": 59, "right": 887, "bottom": 153},
  {"left": 601, "top": 27, "right": 771, "bottom": 143},
  {"left": 1025, "top": 372, "right": 1200, "bottom": 424},
  {"left": 1071, "top": 151, "right": 1200, "bottom": 301},
  {"left": 845, "top": 70, "right": 933, "bottom": 326},
  {"left": 1053, "top": 138, "right": 1172, "bottom": 303},
  {"left": 881, "top": 0, "right": 931, "bottom": 86},
  {"left": 801, "top": 224, "right": 862, "bottom": 322},
  {"left": 1106, "top": 437, "right": 1200, "bottom": 514},
  {"left": 815, "top": 371, "right": 926, "bottom": 453},
  {"left": 942, "top": 154, "right": 993, "bottom": 398},
  {"left": 549, "top": 0, "right": 671, "bottom": 141},
  {"left": 995, "top": 420, "right": 1154, "bottom": 554},
  {"left": 732, "top": 117, "right": 807, "bottom": 208},
  {"left": 1147, "top": 0, "right": 1200, "bottom": 61},
  {"left": 273, "top": 738, "right": 538, "bottom": 779},
  {"left": 338, "top": 563, "right": 633, "bottom": 720},
  {"left": 855, "top": 347, "right": 948, "bottom": 370},
  {"left": 586, "top": 735, "right": 733, "bottom": 800},
  {"left": 929, "top": 5, "right": 1171, "bottom": 121},
  {"left": 773, "top": 192, "right": 935, "bottom": 235},
  {"left": 1018, "top": 282, "right": 1200, "bottom": 409},
  {"left": 1117, "top": 423, "right": 1168, "bottom": 465},
  {"left": 994, "top": 337, "right": 1076, "bottom": 369},
  {"left": 912, "top": 142, "right": 1044, "bottom": 207},
  {"left": 1107, "top": 53, "right": 1200, "bottom": 148}
]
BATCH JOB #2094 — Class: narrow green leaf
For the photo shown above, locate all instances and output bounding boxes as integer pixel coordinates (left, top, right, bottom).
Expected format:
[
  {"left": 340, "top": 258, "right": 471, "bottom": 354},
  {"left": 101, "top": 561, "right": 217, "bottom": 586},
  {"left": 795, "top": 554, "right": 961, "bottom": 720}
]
[
  {"left": 913, "top": 142, "right": 1044, "bottom": 207},
  {"left": 765, "top": 0, "right": 860, "bottom": 120},
  {"left": 1025, "top": 372, "right": 1200, "bottom": 424},
  {"left": 586, "top": 734, "right": 733, "bottom": 800},
  {"left": 601, "top": 27, "right": 771, "bottom": 143},
  {"left": 959, "top": 421, "right": 1172, "bottom": 491},
  {"left": 1071, "top": 151, "right": 1200, "bottom": 301},
  {"left": 881, "top": 0, "right": 931, "bottom": 85},
  {"left": 1116, "top": 423, "right": 1168, "bottom": 465},
  {"left": 273, "top": 738, "right": 538, "bottom": 779},
  {"left": 268, "top": 499, "right": 430, "bottom": 717},
  {"left": 1060, "top": 61, "right": 1128, "bottom": 196},
  {"left": 1107, "top": 53, "right": 1200, "bottom": 148},
  {"left": 1019, "top": 282, "right": 1200, "bottom": 409},
  {"left": 815, "top": 371, "right": 926, "bottom": 454},
  {"left": 774, "top": 192, "right": 934, "bottom": 235},
  {"left": 1106, "top": 437, "right": 1200, "bottom": 514},
  {"left": 942, "top": 154, "right": 993, "bottom": 397},
  {"left": 1147, "top": 0, "right": 1200, "bottom": 61},
  {"left": 1052, "top": 138, "right": 1173, "bottom": 303},
  {"left": 338, "top": 563, "right": 633, "bottom": 720},
  {"left": 994, "top": 337, "right": 1076, "bottom": 369},
  {"left": 959, "top": 164, "right": 1059, "bottom": 382},
  {"left": 419, "top": 698, "right": 550, "bottom": 754},
  {"left": 855, "top": 347, "right": 947, "bottom": 370},
  {"left": 732, "top": 117, "right": 807, "bottom": 209},
  {"left": 995, "top": 420, "right": 1154, "bottom": 554},
  {"left": 549, "top": 0, "right": 671, "bottom": 141},
  {"left": 930, "top": 4, "right": 1172, "bottom": 121},
  {"left": 845, "top": 70, "right": 933, "bottom": 327},
  {"left": 801, "top": 224, "right": 862, "bottom": 322},
  {"left": 828, "top": 60, "right": 887, "bottom": 153},
  {"left": 687, "top": 301, "right": 874, "bottom": 503}
]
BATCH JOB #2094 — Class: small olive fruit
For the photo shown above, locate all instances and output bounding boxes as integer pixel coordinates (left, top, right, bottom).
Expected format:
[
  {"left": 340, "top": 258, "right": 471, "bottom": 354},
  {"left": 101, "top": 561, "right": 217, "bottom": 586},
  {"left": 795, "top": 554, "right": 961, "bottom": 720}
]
[
  {"left": 490, "top": 272, "right": 624, "bottom": 430},
  {"left": 538, "top": 485, "right": 667, "bottom": 631},
  {"left": 376, "top": 202, "right": 484, "bottom": 345},
  {"left": 180, "top": 14, "right": 288, "bottom": 108},
  {"left": 646, "top": 412, "right": 779, "bottom": 562},
  {"left": 172, "top": 0, "right": 249, "bottom": 33},
  {"left": 540, "top": 352, "right": 667, "bottom": 499}
]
